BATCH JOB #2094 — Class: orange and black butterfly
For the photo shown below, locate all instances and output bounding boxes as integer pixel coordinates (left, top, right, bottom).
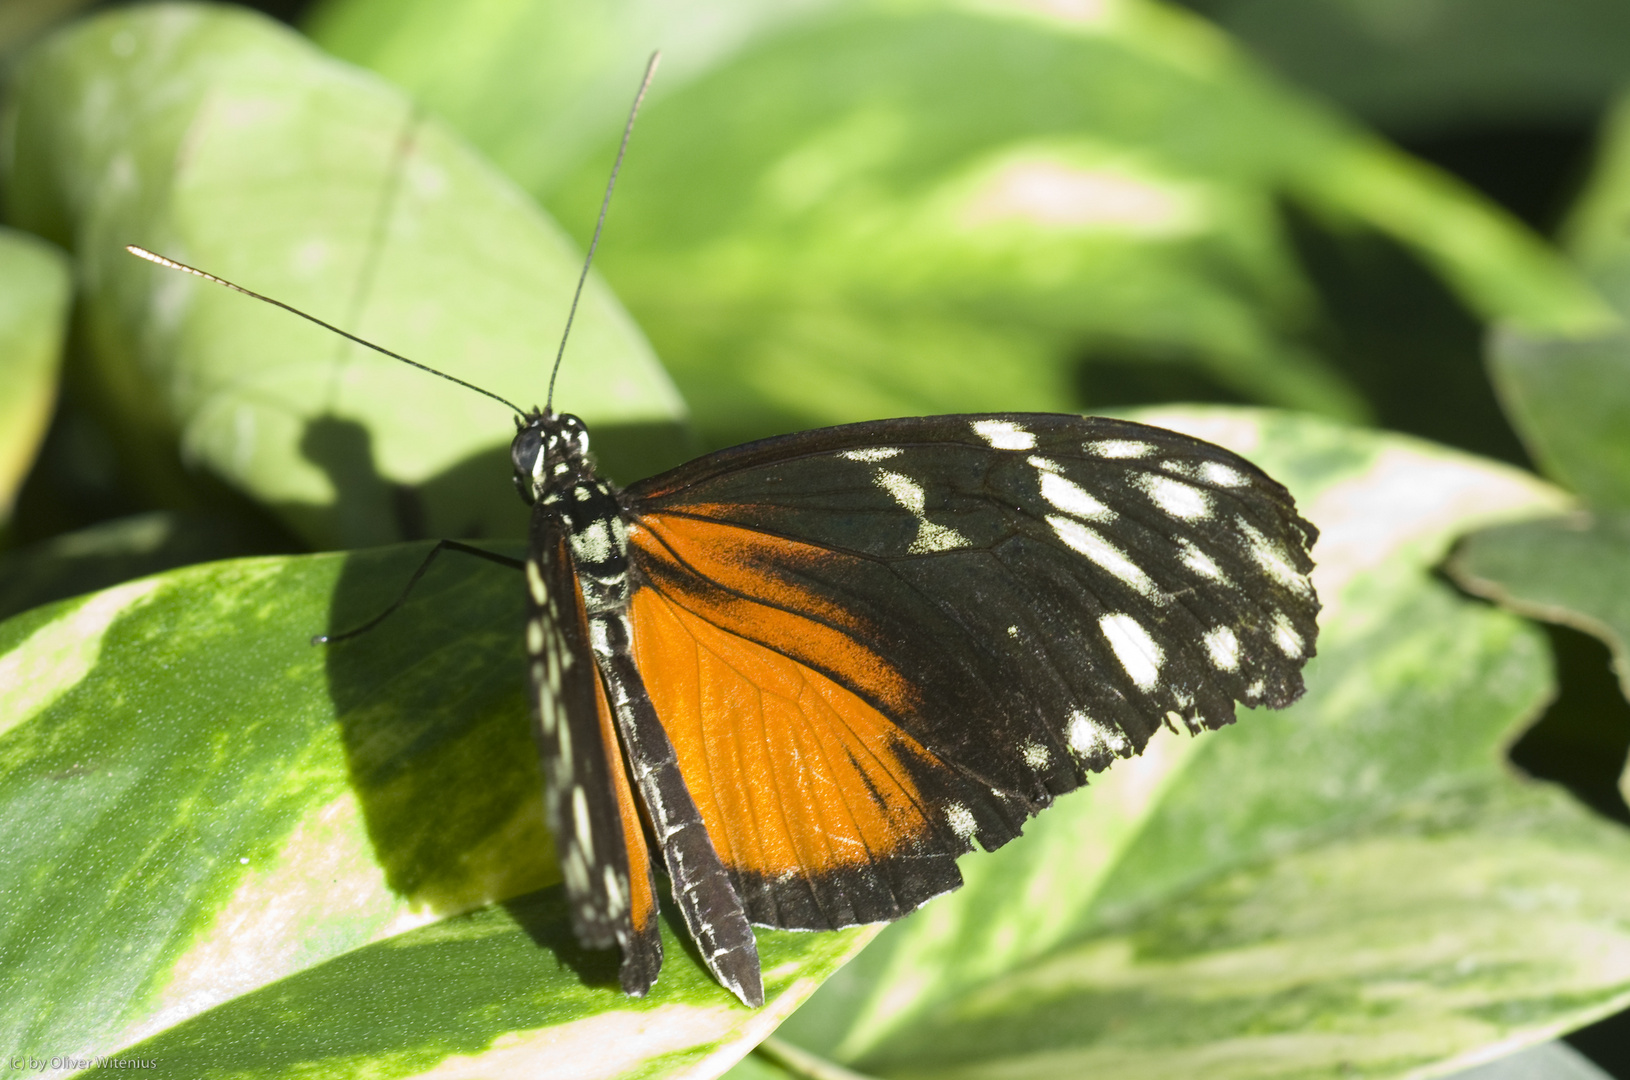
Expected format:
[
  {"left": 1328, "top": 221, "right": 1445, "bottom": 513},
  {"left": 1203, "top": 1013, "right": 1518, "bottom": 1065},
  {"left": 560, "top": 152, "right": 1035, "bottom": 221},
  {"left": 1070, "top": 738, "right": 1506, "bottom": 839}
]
[
  {"left": 124, "top": 255, "right": 1320, "bottom": 1009},
  {"left": 127, "top": 56, "right": 1318, "bottom": 1010},
  {"left": 512, "top": 406, "right": 1318, "bottom": 1007}
]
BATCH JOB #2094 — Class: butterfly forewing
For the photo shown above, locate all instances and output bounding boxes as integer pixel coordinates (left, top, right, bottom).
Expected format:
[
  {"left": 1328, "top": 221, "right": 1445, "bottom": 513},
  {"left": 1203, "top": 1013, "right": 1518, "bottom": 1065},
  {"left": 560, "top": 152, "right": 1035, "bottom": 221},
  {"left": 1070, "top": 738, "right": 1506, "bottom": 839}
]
[{"left": 619, "top": 413, "right": 1318, "bottom": 929}]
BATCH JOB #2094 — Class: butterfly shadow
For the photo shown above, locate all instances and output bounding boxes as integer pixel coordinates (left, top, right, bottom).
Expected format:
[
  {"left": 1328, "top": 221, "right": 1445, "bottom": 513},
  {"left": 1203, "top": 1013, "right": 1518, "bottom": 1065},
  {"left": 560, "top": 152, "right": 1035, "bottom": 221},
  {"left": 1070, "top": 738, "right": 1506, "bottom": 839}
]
[
  {"left": 501, "top": 887, "right": 623, "bottom": 991},
  {"left": 286, "top": 412, "right": 697, "bottom": 549}
]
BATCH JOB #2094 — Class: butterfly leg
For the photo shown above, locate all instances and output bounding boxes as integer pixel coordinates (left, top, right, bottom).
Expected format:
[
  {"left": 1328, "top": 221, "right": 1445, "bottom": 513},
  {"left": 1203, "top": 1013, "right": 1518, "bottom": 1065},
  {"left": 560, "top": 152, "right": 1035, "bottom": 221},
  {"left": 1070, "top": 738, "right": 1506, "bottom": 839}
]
[{"left": 312, "top": 540, "right": 524, "bottom": 645}]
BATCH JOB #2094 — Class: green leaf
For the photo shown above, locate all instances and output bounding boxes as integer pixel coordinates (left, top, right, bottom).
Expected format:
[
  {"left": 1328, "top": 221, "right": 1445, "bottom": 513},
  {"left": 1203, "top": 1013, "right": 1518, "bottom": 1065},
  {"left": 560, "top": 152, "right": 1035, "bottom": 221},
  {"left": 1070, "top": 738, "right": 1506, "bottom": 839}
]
[
  {"left": 1485, "top": 326, "right": 1630, "bottom": 510},
  {"left": 0, "top": 511, "right": 278, "bottom": 622},
  {"left": 769, "top": 409, "right": 1630, "bottom": 1080},
  {"left": 1179, "top": 0, "right": 1630, "bottom": 135},
  {"left": 1449, "top": 512, "right": 1630, "bottom": 705},
  {"left": 304, "top": 0, "right": 834, "bottom": 197},
  {"left": 0, "top": 226, "right": 71, "bottom": 525},
  {"left": 0, "top": 544, "right": 871, "bottom": 1076},
  {"left": 1559, "top": 89, "right": 1630, "bottom": 299},
  {"left": 1, "top": 5, "right": 687, "bottom": 550},
  {"left": 1481, "top": 87, "right": 1630, "bottom": 510},
  {"left": 309, "top": 0, "right": 1608, "bottom": 448}
]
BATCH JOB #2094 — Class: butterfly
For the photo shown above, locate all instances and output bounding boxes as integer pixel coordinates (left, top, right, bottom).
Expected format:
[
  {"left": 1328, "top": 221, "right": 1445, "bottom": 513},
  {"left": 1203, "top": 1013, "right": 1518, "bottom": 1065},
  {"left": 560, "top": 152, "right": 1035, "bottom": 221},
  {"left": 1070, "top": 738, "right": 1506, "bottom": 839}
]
[
  {"left": 122, "top": 255, "right": 1320, "bottom": 1009},
  {"left": 510, "top": 406, "right": 1319, "bottom": 1007},
  {"left": 125, "top": 54, "right": 1318, "bottom": 1010}
]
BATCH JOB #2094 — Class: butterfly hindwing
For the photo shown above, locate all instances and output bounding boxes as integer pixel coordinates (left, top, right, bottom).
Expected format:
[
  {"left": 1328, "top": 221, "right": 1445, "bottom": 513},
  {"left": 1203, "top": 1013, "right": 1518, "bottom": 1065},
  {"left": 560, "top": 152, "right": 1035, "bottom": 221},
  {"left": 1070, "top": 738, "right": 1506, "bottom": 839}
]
[
  {"left": 620, "top": 413, "right": 1319, "bottom": 930},
  {"left": 543, "top": 476, "right": 766, "bottom": 1008},
  {"left": 525, "top": 507, "right": 661, "bottom": 995}
]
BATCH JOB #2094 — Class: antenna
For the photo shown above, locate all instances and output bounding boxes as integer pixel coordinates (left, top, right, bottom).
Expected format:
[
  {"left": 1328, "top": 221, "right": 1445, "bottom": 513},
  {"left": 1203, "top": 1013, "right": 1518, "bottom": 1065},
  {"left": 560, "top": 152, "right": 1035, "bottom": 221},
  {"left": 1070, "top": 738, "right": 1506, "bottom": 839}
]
[
  {"left": 124, "top": 245, "right": 525, "bottom": 416},
  {"left": 545, "top": 50, "right": 661, "bottom": 411}
]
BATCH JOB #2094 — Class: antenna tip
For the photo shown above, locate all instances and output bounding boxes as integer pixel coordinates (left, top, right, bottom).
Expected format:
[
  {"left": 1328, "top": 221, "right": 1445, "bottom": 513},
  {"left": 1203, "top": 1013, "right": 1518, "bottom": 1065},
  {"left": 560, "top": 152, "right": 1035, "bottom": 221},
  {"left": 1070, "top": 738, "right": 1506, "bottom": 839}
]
[{"left": 126, "top": 245, "right": 177, "bottom": 271}]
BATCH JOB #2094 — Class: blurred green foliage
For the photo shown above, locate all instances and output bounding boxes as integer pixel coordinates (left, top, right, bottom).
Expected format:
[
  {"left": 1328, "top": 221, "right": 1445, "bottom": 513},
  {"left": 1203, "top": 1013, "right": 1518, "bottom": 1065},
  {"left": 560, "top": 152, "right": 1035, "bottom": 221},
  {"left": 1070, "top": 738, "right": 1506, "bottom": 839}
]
[{"left": 4, "top": 1, "right": 1630, "bottom": 1078}]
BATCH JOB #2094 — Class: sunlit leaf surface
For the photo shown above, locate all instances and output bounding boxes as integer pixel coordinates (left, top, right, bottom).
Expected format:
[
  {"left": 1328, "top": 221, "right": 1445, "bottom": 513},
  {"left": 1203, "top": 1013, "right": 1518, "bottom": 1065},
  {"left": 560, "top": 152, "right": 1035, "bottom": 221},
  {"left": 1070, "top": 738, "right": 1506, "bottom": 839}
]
[
  {"left": 310, "top": 0, "right": 1607, "bottom": 447},
  {"left": 2, "top": 5, "right": 687, "bottom": 550},
  {"left": 0, "top": 227, "right": 71, "bottom": 523},
  {"left": 0, "top": 543, "right": 871, "bottom": 1078}
]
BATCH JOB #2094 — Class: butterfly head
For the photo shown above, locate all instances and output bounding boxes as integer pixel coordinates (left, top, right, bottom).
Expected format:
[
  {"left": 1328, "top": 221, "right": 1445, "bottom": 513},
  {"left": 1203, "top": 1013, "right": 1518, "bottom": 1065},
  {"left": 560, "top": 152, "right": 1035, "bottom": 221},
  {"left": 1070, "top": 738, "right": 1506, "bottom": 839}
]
[{"left": 512, "top": 408, "right": 592, "bottom": 504}]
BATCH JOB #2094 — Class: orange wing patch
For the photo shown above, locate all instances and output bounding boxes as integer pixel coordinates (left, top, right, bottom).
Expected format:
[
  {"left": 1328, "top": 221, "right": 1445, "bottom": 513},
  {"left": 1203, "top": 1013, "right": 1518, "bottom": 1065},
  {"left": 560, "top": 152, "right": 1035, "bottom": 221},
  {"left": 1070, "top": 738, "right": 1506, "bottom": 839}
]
[
  {"left": 630, "top": 580, "right": 948, "bottom": 926},
  {"left": 591, "top": 657, "right": 660, "bottom": 943},
  {"left": 630, "top": 512, "right": 918, "bottom": 719}
]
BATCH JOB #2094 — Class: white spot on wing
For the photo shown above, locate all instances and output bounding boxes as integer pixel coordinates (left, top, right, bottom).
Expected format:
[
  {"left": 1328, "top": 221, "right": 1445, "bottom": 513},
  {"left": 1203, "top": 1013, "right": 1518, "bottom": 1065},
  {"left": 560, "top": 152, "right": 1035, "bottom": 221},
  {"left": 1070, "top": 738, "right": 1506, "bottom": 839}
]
[
  {"left": 1022, "top": 741, "right": 1050, "bottom": 769},
  {"left": 842, "top": 447, "right": 903, "bottom": 462},
  {"left": 1027, "top": 455, "right": 1062, "bottom": 473},
  {"left": 1100, "top": 613, "right": 1164, "bottom": 690},
  {"left": 1177, "top": 538, "right": 1226, "bottom": 582},
  {"left": 573, "top": 786, "right": 594, "bottom": 862},
  {"left": 878, "top": 470, "right": 925, "bottom": 513},
  {"left": 946, "top": 803, "right": 977, "bottom": 839},
  {"left": 1067, "top": 712, "right": 1095, "bottom": 756},
  {"left": 972, "top": 419, "right": 1036, "bottom": 450},
  {"left": 563, "top": 846, "right": 590, "bottom": 894},
  {"left": 1067, "top": 708, "right": 1129, "bottom": 759},
  {"left": 554, "top": 701, "right": 571, "bottom": 762},
  {"left": 1272, "top": 611, "right": 1305, "bottom": 658},
  {"left": 1203, "top": 626, "right": 1240, "bottom": 672},
  {"left": 604, "top": 866, "right": 626, "bottom": 916},
  {"left": 1238, "top": 518, "right": 1310, "bottom": 596},
  {"left": 1040, "top": 471, "right": 1115, "bottom": 521},
  {"left": 1200, "top": 461, "right": 1248, "bottom": 487},
  {"left": 532, "top": 663, "right": 556, "bottom": 733},
  {"left": 1047, "top": 516, "right": 1159, "bottom": 599},
  {"left": 878, "top": 469, "right": 972, "bottom": 553},
  {"left": 526, "top": 619, "right": 545, "bottom": 656},
  {"left": 909, "top": 521, "right": 971, "bottom": 554},
  {"left": 1087, "top": 439, "right": 1153, "bottom": 459},
  {"left": 526, "top": 561, "right": 548, "bottom": 604},
  {"left": 1137, "top": 474, "right": 1213, "bottom": 520}
]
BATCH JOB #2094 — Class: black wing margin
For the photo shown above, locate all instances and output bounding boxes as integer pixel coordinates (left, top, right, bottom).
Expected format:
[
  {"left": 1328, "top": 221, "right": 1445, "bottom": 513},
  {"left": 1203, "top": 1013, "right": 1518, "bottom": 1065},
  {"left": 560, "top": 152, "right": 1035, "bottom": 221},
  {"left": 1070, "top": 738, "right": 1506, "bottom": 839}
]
[{"left": 619, "top": 413, "right": 1319, "bottom": 926}]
